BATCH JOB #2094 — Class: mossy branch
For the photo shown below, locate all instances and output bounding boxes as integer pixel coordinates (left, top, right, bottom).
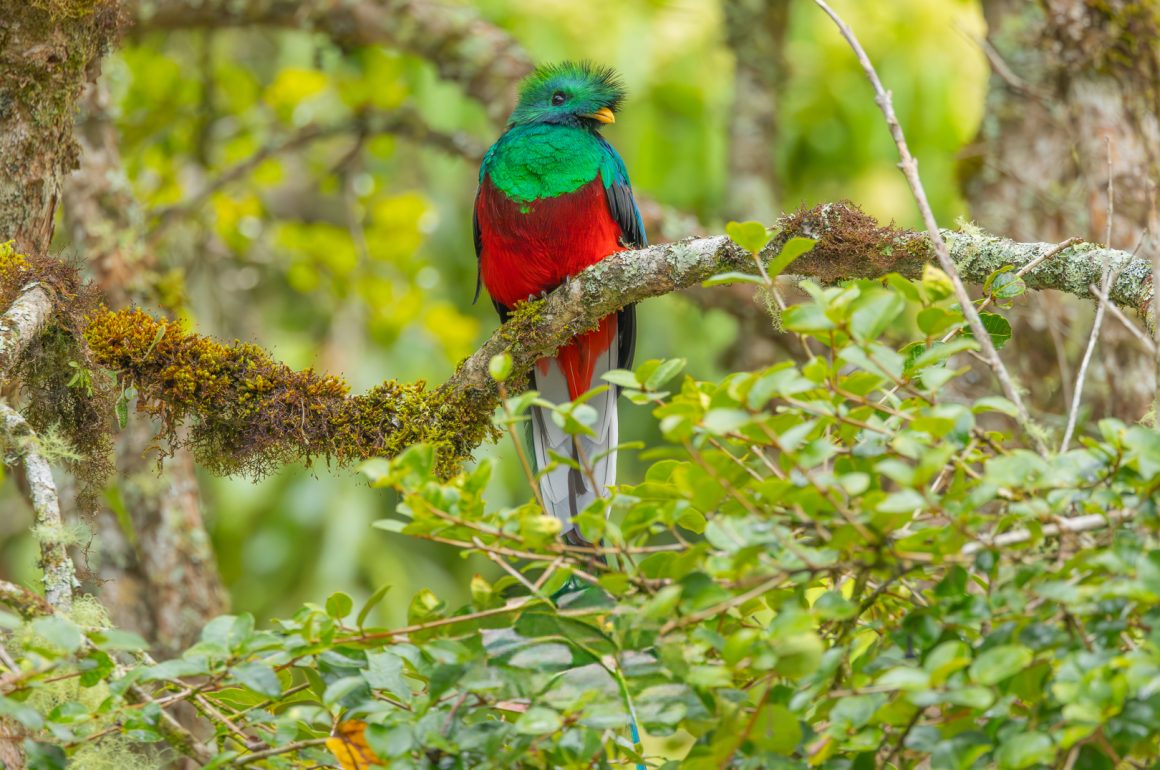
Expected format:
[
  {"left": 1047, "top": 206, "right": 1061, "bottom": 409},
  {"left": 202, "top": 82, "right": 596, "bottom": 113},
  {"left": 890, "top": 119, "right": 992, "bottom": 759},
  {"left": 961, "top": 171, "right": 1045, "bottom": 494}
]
[
  {"left": 84, "top": 309, "right": 497, "bottom": 478},
  {"left": 79, "top": 202, "right": 1155, "bottom": 478}
]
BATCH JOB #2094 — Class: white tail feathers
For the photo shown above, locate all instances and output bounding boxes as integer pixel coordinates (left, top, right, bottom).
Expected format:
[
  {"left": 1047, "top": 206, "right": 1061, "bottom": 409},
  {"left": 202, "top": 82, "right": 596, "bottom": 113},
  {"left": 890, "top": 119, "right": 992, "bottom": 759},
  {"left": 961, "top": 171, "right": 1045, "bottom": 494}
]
[{"left": 530, "top": 340, "right": 619, "bottom": 540}]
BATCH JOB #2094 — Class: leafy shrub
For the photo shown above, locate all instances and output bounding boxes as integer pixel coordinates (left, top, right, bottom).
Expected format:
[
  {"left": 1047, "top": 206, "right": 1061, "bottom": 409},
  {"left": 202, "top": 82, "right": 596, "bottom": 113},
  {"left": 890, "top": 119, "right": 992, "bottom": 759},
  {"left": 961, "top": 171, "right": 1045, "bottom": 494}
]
[{"left": 3, "top": 270, "right": 1159, "bottom": 769}]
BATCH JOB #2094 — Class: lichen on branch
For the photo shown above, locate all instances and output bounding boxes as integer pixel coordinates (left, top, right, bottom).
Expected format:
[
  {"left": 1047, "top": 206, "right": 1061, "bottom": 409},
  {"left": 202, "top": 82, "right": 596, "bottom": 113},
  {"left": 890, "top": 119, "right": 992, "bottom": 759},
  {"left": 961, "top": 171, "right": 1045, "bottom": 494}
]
[{"left": 0, "top": 244, "right": 113, "bottom": 502}]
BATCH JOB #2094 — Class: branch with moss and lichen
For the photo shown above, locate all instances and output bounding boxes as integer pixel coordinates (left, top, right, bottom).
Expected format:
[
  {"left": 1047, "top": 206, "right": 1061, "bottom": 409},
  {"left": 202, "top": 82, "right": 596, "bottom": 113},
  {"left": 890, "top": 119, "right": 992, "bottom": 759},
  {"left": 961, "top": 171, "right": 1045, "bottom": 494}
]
[
  {"left": 0, "top": 403, "right": 77, "bottom": 610},
  {"left": 78, "top": 202, "right": 1154, "bottom": 479}
]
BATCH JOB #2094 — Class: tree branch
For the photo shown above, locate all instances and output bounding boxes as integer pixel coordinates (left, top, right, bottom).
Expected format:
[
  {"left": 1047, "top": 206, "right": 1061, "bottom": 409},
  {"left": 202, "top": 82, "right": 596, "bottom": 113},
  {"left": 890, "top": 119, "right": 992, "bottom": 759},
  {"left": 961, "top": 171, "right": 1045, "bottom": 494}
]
[
  {"left": 0, "top": 282, "right": 54, "bottom": 380},
  {"left": 149, "top": 107, "right": 486, "bottom": 242},
  {"left": 128, "top": 0, "right": 533, "bottom": 120},
  {"left": 0, "top": 580, "right": 53, "bottom": 619},
  {"left": 85, "top": 202, "right": 1154, "bottom": 478},
  {"left": 0, "top": 403, "right": 76, "bottom": 611}
]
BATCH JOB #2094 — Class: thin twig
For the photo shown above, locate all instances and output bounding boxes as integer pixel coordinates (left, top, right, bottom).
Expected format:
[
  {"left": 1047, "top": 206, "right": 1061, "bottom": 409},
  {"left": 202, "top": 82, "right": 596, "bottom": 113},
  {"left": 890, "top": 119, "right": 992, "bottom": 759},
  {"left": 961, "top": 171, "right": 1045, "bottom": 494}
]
[
  {"left": 814, "top": 0, "right": 1044, "bottom": 453},
  {"left": 230, "top": 737, "right": 330, "bottom": 766},
  {"left": 0, "top": 580, "right": 53, "bottom": 619},
  {"left": 0, "top": 403, "right": 75, "bottom": 610},
  {"left": 149, "top": 107, "right": 485, "bottom": 242},
  {"left": 474, "top": 537, "right": 541, "bottom": 595},
  {"left": 1016, "top": 236, "right": 1084, "bottom": 279},
  {"left": 961, "top": 510, "right": 1133, "bottom": 555},
  {"left": 1148, "top": 179, "right": 1160, "bottom": 423},
  {"left": 1089, "top": 283, "right": 1156, "bottom": 355},
  {"left": 1061, "top": 229, "right": 1148, "bottom": 451}
]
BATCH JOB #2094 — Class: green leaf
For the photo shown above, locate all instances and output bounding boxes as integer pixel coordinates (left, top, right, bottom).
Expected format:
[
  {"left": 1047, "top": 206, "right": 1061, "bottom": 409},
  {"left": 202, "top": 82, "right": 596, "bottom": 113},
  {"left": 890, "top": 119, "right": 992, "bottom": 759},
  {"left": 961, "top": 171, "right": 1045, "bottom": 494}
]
[
  {"left": 601, "top": 369, "right": 640, "bottom": 389},
  {"left": 921, "top": 264, "right": 954, "bottom": 300},
  {"left": 972, "top": 396, "right": 1020, "bottom": 417},
  {"left": 0, "top": 695, "right": 45, "bottom": 730},
  {"left": 325, "top": 591, "right": 353, "bottom": 620},
  {"left": 365, "top": 723, "right": 414, "bottom": 759},
  {"left": 976, "top": 312, "right": 1012, "bottom": 349},
  {"left": 702, "top": 271, "right": 768, "bottom": 287},
  {"left": 115, "top": 387, "right": 130, "bottom": 429},
  {"left": 877, "top": 666, "right": 930, "bottom": 691},
  {"left": 987, "top": 269, "right": 1026, "bottom": 300},
  {"left": 372, "top": 518, "right": 406, "bottom": 533},
  {"left": 772, "top": 633, "right": 823, "bottom": 679},
  {"left": 726, "top": 220, "right": 771, "bottom": 254},
  {"left": 357, "top": 584, "right": 391, "bottom": 628},
  {"left": 514, "top": 706, "right": 563, "bottom": 735},
  {"left": 90, "top": 629, "right": 149, "bottom": 651},
  {"left": 969, "top": 645, "right": 1032, "bottom": 685},
  {"left": 995, "top": 733, "right": 1055, "bottom": 769},
  {"left": 751, "top": 703, "right": 801, "bottom": 755},
  {"left": 643, "top": 358, "right": 686, "bottom": 391},
  {"left": 231, "top": 662, "right": 281, "bottom": 698},
  {"left": 850, "top": 290, "right": 905, "bottom": 341},
  {"left": 322, "top": 675, "right": 367, "bottom": 706},
  {"left": 488, "top": 352, "right": 513, "bottom": 382},
  {"left": 30, "top": 616, "right": 84, "bottom": 653},
  {"left": 766, "top": 236, "right": 816, "bottom": 279},
  {"left": 364, "top": 650, "right": 410, "bottom": 700}
]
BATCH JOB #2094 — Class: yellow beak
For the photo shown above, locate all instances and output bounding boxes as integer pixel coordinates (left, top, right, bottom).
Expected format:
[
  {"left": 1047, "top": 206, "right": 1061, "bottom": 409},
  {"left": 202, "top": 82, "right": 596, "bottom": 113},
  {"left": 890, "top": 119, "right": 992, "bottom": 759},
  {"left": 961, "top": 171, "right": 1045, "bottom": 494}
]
[{"left": 582, "top": 107, "right": 616, "bottom": 124}]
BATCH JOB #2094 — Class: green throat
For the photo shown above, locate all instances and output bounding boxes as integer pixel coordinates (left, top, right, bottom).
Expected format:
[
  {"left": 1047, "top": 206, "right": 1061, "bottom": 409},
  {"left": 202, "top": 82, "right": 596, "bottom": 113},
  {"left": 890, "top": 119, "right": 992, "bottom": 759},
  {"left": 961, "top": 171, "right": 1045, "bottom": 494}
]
[{"left": 484, "top": 124, "right": 615, "bottom": 206}]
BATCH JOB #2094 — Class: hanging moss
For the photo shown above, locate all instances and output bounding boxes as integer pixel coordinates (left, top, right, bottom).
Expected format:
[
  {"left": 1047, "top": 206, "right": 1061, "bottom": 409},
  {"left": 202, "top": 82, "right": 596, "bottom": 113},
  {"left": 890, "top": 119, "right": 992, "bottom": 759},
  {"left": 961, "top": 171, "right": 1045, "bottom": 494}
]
[
  {"left": 85, "top": 308, "right": 499, "bottom": 479},
  {"left": 775, "top": 201, "right": 932, "bottom": 283},
  {"left": 0, "top": 244, "right": 114, "bottom": 510}
]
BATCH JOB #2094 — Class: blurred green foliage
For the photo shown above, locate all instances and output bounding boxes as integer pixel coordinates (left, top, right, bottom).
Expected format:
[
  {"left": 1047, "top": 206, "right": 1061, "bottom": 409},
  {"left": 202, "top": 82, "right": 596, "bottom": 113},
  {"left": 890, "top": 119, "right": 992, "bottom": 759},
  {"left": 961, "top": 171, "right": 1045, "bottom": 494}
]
[{"left": 0, "top": 0, "right": 987, "bottom": 631}]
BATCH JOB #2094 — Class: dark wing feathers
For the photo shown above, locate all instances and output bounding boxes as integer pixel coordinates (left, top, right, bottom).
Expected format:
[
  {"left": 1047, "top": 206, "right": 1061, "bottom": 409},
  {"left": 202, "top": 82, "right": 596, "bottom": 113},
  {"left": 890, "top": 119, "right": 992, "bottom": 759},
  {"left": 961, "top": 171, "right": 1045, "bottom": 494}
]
[
  {"left": 472, "top": 189, "right": 484, "bottom": 304},
  {"left": 606, "top": 181, "right": 646, "bottom": 250},
  {"left": 599, "top": 142, "right": 646, "bottom": 372}
]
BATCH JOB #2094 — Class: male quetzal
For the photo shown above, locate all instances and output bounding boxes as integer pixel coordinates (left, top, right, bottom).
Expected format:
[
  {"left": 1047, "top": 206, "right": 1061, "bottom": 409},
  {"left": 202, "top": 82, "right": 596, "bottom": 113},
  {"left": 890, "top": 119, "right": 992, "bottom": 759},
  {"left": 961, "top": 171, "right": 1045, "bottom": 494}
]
[{"left": 474, "top": 62, "right": 645, "bottom": 544}]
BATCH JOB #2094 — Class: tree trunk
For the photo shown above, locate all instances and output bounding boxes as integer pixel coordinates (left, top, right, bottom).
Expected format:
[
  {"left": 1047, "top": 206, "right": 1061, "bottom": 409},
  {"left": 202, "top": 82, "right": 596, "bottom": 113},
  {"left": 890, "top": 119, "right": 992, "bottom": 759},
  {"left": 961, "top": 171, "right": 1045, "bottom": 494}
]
[
  {"left": 0, "top": 3, "right": 118, "bottom": 255},
  {"left": 64, "top": 77, "right": 228, "bottom": 658},
  {"left": 963, "top": 0, "right": 1159, "bottom": 419},
  {"left": 0, "top": 3, "right": 120, "bottom": 766},
  {"left": 719, "top": 0, "right": 792, "bottom": 371}
]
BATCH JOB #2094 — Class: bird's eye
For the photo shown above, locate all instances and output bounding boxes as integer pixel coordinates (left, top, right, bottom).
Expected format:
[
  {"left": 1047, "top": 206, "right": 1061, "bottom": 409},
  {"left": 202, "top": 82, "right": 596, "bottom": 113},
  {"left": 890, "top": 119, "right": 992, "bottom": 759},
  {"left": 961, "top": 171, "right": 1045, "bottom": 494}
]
[{"left": 551, "top": 92, "right": 566, "bottom": 106}]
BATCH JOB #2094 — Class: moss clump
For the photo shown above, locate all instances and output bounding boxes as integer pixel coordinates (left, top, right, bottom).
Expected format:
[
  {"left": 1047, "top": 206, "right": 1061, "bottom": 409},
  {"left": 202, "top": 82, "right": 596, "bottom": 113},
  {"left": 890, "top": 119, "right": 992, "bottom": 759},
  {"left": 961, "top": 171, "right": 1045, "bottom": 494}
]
[
  {"left": 27, "top": 0, "right": 105, "bottom": 18},
  {"left": 0, "top": 243, "right": 114, "bottom": 511},
  {"left": 85, "top": 308, "right": 499, "bottom": 479},
  {"left": 1078, "top": 1, "right": 1160, "bottom": 79},
  {"left": 775, "top": 201, "right": 933, "bottom": 283}
]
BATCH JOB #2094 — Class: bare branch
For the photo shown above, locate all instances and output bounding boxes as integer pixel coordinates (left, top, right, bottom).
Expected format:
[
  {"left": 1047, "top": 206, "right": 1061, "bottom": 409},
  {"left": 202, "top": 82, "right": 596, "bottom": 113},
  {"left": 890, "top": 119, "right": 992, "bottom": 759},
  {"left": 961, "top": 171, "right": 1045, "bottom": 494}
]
[
  {"left": 1061, "top": 229, "right": 1148, "bottom": 451},
  {"left": 0, "top": 580, "right": 53, "bottom": 619},
  {"left": 961, "top": 510, "right": 1133, "bottom": 555},
  {"left": 0, "top": 403, "right": 76, "bottom": 610},
  {"left": 128, "top": 0, "right": 533, "bottom": 120},
  {"left": 813, "top": 0, "right": 1043, "bottom": 451},
  {"left": 149, "top": 108, "right": 485, "bottom": 242},
  {"left": 1090, "top": 283, "right": 1157, "bottom": 355},
  {"left": 0, "top": 282, "right": 54, "bottom": 380}
]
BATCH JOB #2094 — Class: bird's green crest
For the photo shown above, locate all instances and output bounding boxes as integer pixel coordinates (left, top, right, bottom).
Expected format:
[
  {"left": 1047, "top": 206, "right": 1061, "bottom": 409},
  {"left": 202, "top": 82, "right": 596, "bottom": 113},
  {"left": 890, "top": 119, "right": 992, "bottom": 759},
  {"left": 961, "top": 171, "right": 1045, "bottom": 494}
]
[{"left": 508, "top": 61, "right": 626, "bottom": 127}]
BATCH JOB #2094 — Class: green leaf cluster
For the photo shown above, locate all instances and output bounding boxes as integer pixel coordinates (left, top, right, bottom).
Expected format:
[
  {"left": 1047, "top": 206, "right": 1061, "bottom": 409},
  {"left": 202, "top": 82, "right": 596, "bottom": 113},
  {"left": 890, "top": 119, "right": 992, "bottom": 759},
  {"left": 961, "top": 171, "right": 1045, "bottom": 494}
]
[{"left": 8, "top": 274, "right": 1160, "bottom": 768}]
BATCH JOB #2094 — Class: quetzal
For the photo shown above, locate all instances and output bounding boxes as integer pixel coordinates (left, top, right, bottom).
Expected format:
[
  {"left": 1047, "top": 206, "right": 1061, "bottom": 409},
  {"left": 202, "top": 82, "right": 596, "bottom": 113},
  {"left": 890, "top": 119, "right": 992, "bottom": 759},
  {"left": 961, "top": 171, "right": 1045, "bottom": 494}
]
[{"left": 474, "top": 62, "right": 645, "bottom": 545}]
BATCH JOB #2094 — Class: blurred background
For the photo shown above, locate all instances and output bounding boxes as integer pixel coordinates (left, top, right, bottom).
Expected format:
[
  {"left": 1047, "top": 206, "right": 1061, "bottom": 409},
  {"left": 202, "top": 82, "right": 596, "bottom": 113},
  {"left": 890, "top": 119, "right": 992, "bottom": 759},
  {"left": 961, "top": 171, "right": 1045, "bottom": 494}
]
[{"left": 8, "top": 0, "right": 1154, "bottom": 646}]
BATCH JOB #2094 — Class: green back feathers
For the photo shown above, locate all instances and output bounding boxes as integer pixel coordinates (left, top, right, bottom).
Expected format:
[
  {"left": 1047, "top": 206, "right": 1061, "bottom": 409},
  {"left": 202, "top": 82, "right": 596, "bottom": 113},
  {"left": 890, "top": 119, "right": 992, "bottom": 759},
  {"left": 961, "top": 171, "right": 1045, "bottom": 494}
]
[{"left": 482, "top": 61, "right": 628, "bottom": 204}]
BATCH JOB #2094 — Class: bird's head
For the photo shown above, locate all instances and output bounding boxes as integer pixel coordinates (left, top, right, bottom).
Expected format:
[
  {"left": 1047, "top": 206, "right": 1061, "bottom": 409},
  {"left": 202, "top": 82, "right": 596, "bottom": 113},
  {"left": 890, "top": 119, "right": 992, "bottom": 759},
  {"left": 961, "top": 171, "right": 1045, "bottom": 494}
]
[{"left": 507, "top": 61, "right": 625, "bottom": 130}]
